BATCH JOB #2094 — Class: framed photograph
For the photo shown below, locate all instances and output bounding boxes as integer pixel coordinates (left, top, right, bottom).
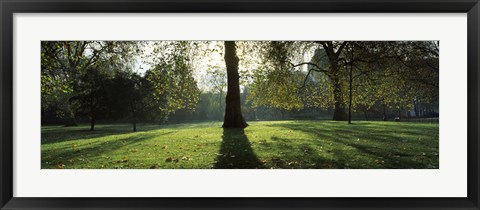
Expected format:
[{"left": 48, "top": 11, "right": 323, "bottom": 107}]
[{"left": 1, "top": 0, "right": 479, "bottom": 209}]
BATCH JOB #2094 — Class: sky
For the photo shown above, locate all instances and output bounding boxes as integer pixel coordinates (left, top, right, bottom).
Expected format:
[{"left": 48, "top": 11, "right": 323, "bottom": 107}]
[
  {"left": 131, "top": 41, "right": 226, "bottom": 92},
  {"left": 131, "top": 41, "right": 314, "bottom": 92}
]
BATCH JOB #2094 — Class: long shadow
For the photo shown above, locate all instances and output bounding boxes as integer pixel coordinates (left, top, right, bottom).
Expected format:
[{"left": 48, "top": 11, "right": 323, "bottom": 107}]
[
  {"left": 265, "top": 136, "right": 335, "bottom": 169},
  {"left": 41, "top": 124, "right": 167, "bottom": 144},
  {"left": 41, "top": 131, "right": 174, "bottom": 169},
  {"left": 267, "top": 121, "right": 439, "bottom": 169},
  {"left": 214, "top": 128, "right": 264, "bottom": 169}
]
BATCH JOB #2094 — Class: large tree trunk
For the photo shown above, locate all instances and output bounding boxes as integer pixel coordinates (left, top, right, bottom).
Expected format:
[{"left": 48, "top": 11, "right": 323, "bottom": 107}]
[
  {"left": 332, "top": 69, "right": 346, "bottom": 121},
  {"left": 222, "top": 41, "right": 247, "bottom": 128},
  {"left": 321, "top": 41, "right": 347, "bottom": 121},
  {"left": 332, "top": 88, "right": 346, "bottom": 120}
]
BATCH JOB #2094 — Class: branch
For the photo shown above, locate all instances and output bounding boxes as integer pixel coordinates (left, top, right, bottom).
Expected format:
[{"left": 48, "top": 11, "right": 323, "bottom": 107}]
[
  {"left": 290, "top": 62, "right": 329, "bottom": 74},
  {"left": 298, "top": 68, "right": 315, "bottom": 90},
  {"left": 335, "top": 41, "right": 348, "bottom": 56},
  {"left": 297, "top": 68, "right": 331, "bottom": 90}
]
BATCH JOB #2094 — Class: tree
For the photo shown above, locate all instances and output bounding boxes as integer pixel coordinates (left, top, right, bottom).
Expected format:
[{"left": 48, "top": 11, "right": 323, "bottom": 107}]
[
  {"left": 345, "top": 41, "right": 439, "bottom": 121},
  {"left": 206, "top": 66, "right": 227, "bottom": 120},
  {"left": 41, "top": 41, "right": 142, "bottom": 126},
  {"left": 249, "top": 41, "right": 304, "bottom": 119},
  {"left": 223, "top": 41, "right": 247, "bottom": 128},
  {"left": 106, "top": 72, "right": 152, "bottom": 131},
  {"left": 41, "top": 41, "right": 90, "bottom": 126},
  {"left": 255, "top": 41, "right": 350, "bottom": 121},
  {"left": 146, "top": 41, "right": 200, "bottom": 124},
  {"left": 70, "top": 67, "right": 112, "bottom": 131},
  {"left": 312, "top": 41, "right": 349, "bottom": 121},
  {"left": 255, "top": 41, "right": 438, "bottom": 122}
]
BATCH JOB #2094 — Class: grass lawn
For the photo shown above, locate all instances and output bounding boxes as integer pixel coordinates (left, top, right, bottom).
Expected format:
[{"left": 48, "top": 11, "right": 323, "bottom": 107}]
[{"left": 41, "top": 120, "right": 439, "bottom": 169}]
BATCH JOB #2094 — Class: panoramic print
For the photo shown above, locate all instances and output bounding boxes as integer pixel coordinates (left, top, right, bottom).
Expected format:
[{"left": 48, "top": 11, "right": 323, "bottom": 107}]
[{"left": 41, "top": 41, "right": 439, "bottom": 169}]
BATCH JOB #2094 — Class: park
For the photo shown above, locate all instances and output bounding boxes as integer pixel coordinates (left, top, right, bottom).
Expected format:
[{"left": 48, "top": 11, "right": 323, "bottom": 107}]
[{"left": 41, "top": 41, "right": 439, "bottom": 169}]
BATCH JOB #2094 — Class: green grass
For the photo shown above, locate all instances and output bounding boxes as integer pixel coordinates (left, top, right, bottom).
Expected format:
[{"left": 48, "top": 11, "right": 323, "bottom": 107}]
[{"left": 41, "top": 120, "right": 439, "bottom": 169}]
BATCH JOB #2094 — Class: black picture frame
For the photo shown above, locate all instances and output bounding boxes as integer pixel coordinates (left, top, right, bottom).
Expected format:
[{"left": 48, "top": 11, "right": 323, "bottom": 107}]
[{"left": 1, "top": 0, "right": 479, "bottom": 209}]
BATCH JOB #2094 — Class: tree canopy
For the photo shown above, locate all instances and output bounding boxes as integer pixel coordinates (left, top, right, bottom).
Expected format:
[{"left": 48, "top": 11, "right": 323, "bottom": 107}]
[{"left": 42, "top": 40, "right": 439, "bottom": 130}]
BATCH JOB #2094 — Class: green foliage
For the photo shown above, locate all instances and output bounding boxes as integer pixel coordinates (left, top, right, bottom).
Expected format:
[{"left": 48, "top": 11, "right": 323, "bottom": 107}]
[
  {"left": 299, "top": 49, "right": 335, "bottom": 109},
  {"left": 70, "top": 67, "right": 113, "bottom": 121},
  {"left": 41, "top": 41, "right": 143, "bottom": 123},
  {"left": 248, "top": 41, "right": 438, "bottom": 119},
  {"left": 249, "top": 42, "right": 304, "bottom": 110},
  {"left": 349, "top": 41, "right": 439, "bottom": 113},
  {"left": 145, "top": 41, "right": 201, "bottom": 122},
  {"left": 41, "top": 41, "right": 438, "bottom": 125}
]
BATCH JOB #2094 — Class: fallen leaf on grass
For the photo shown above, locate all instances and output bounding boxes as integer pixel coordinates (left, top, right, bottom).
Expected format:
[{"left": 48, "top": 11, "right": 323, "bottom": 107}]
[
  {"left": 117, "top": 156, "right": 129, "bottom": 163},
  {"left": 288, "top": 161, "right": 298, "bottom": 166},
  {"left": 56, "top": 163, "right": 65, "bottom": 169},
  {"left": 165, "top": 157, "right": 178, "bottom": 163},
  {"left": 150, "top": 164, "right": 159, "bottom": 169}
]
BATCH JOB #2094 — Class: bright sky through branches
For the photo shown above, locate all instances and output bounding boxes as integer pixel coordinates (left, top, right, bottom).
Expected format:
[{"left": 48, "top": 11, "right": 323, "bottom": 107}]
[{"left": 132, "top": 41, "right": 314, "bottom": 92}]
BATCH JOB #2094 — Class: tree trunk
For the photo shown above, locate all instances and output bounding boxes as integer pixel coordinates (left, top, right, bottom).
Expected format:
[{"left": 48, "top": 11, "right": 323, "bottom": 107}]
[
  {"left": 348, "top": 53, "right": 353, "bottom": 124},
  {"left": 131, "top": 100, "right": 137, "bottom": 132},
  {"left": 321, "top": 42, "right": 347, "bottom": 121},
  {"left": 132, "top": 109, "right": 137, "bottom": 132},
  {"left": 89, "top": 98, "right": 95, "bottom": 131},
  {"left": 332, "top": 74, "right": 346, "bottom": 121},
  {"left": 90, "top": 114, "right": 95, "bottom": 131},
  {"left": 222, "top": 41, "right": 247, "bottom": 128},
  {"left": 348, "top": 84, "right": 352, "bottom": 124}
]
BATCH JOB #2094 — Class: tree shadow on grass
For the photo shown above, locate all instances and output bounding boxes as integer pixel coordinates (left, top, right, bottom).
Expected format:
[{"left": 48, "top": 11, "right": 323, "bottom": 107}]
[
  {"left": 262, "top": 136, "right": 334, "bottom": 169},
  {"left": 41, "top": 124, "right": 166, "bottom": 145},
  {"left": 267, "top": 121, "right": 439, "bottom": 169},
  {"left": 41, "top": 131, "right": 174, "bottom": 169},
  {"left": 214, "top": 128, "right": 264, "bottom": 169}
]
